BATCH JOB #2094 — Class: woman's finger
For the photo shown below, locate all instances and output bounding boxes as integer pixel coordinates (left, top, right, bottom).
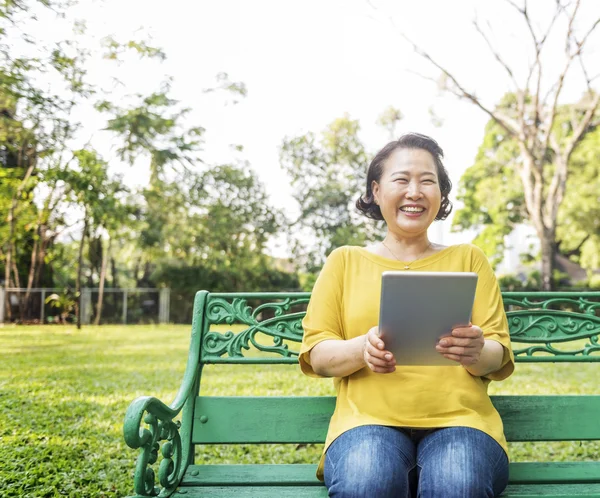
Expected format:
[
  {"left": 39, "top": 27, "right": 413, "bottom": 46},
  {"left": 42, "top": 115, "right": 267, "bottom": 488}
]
[
  {"left": 439, "top": 337, "right": 478, "bottom": 348},
  {"left": 366, "top": 354, "right": 395, "bottom": 368},
  {"left": 366, "top": 342, "right": 394, "bottom": 361},
  {"left": 368, "top": 331, "right": 386, "bottom": 350},
  {"left": 436, "top": 345, "right": 477, "bottom": 356},
  {"left": 367, "top": 361, "right": 396, "bottom": 373}
]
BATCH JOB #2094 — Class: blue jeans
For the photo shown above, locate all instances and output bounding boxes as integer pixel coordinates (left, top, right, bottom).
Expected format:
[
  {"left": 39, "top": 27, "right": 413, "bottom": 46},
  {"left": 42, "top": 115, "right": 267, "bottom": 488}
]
[{"left": 324, "top": 425, "right": 509, "bottom": 498}]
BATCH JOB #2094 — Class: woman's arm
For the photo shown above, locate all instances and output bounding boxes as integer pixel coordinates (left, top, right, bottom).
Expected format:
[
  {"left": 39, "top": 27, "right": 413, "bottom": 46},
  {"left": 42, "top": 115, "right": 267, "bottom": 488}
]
[
  {"left": 464, "top": 339, "right": 504, "bottom": 377},
  {"left": 309, "top": 327, "right": 397, "bottom": 377}
]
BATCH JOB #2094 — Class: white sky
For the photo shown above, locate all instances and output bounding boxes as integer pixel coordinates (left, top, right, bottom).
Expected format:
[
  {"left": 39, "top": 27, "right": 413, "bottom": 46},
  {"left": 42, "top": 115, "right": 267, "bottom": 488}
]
[{"left": 17, "top": 0, "right": 600, "bottom": 260}]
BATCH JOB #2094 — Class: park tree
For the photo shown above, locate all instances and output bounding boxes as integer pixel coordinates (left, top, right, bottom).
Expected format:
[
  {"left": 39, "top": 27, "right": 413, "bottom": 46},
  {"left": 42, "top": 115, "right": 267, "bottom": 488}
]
[
  {"left": 57, "top": 149, "right": 127, "bottom": 328},
  {"left": 377, "top": 105, "right": 404, "bottom": 140},
  {"left": 98, "top": 77, "right": 292, "bottom": 302},
  {"left": 0, "top": 0, "right": 175, "bottom": 322},
  {"left": 150, "top": 162, "right": 294, "bottom": 299},
  {"left": 280, "top": 115, "right": 384, "bottom": 284},
  {"left": 391, "top": 0, "right": 600, "bottom": 289},
  {"left": 453, "top": 101, "right": 600, "bottom": 278}
]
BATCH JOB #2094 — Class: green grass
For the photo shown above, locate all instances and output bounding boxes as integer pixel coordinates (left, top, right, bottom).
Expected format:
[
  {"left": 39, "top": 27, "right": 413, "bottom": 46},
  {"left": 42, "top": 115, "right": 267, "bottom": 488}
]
[{"left": 1, "top": 325, "right": 599, "bottom": 497}]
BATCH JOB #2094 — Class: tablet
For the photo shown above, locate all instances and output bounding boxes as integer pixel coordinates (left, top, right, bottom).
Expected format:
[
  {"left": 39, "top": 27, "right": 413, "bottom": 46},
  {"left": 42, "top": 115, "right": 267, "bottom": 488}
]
[{"left": 378, "top": 271, "right": 478, "bottom": 366}]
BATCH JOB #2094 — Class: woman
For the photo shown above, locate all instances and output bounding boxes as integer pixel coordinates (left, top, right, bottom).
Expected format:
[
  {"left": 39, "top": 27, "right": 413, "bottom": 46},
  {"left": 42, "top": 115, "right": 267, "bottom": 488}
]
[{"left": 299, "top": 133, "right": 514, "bottom": 498}]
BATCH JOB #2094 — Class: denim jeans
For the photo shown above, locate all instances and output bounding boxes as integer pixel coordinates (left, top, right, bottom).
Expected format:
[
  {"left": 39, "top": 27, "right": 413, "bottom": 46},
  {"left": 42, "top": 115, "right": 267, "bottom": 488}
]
[{"left": 324, "top": 425, "right": 509, "bottom": 498}]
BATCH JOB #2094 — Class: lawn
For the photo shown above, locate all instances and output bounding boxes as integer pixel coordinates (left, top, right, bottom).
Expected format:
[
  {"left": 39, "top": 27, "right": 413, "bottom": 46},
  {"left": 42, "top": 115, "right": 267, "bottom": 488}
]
[{"left": 1, "top": 324, "right": 599, "bottom": 497}]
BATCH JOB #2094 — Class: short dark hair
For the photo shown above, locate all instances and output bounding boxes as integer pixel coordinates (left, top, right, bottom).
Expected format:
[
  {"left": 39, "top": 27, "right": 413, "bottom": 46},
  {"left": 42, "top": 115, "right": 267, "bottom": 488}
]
[{"left": 356, "top": 133, "right": 453, "bottom": 221}]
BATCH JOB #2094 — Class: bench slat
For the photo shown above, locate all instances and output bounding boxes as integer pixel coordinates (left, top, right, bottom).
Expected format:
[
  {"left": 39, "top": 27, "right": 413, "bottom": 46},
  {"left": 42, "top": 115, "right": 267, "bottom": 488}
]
[
  {"left": 509, "top": 462, "right": 600, "bottom": 484},
  {"left": 192, "top": 396, "right": 600, "bottom": 444},
  {"left": 494, "top": 396, "right": 600, "bottom": 441},
  {"left": 172, "top": 483, "right": 600, "bottom": 497},
  {"left": 193, "top": 396, "right": 334, "bottom": 443},
  {"left": 181, "top": 463, "right": 600, "bottom": 487}
]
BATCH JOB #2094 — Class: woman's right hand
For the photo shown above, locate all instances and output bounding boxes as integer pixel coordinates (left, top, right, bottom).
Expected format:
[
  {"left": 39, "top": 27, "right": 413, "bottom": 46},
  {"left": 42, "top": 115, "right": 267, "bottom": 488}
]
[{"left": 363, "top": 326, "right": 396, "bottom": 373}]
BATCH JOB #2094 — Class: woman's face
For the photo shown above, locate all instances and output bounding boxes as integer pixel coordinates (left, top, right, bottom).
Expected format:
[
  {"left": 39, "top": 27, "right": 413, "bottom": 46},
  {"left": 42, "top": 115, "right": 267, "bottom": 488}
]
[{"left": 372, "top": 147, "right": 442, "bottom": 237}]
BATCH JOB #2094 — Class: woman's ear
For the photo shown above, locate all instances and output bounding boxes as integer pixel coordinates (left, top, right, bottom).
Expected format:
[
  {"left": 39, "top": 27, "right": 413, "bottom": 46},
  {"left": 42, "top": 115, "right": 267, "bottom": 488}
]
[{"left": 371, "top": 181, "right": 380, "bottom": 205}]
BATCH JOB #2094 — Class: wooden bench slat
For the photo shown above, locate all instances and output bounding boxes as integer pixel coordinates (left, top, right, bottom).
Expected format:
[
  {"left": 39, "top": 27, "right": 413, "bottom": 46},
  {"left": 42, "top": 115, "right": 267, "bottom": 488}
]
[
  {"left": 181, "top": 464, "right": 319, "bottom": 486},
  {"left": 192, "top": 396, "right": 600, "bottom": 444},
  {"left": 502, "top": 483, "right": 600, "bottom": 497},
  {"left": 193, "top": 396, "right": 334, "bottom": 444},
  {"left": 172, "top": 483, "right": 600, "bottom": 497},
  {"left": 510, "top": 462, "right": 600, "bottom": 484},
  {"left": 173, "top": 487, "right": 327, "bottom": 497},
  {"left": 180, "top": 463, "right": 600, "bottom": 487},
  {"left": 495, "top": 396, "right": 600, "bottom": 441}
]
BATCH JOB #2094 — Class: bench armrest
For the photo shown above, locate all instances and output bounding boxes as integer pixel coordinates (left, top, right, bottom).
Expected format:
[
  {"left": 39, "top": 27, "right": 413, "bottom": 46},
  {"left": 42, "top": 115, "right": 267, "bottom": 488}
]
[{"left": 123, "top": 291, "right": 208, "bottom": 498}]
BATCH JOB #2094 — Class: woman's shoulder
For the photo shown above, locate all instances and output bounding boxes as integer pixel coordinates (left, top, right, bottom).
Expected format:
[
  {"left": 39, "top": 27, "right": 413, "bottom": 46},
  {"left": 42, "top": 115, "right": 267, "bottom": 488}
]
[
  {"left": 445, "top": 243, "right": 495, "bottom": 273},
  {"left": 444, "top": 243, "right": 486, "bottom": 257},
  {"left": 324, "top": 245, "right": 372, "bottom": 268},
  {"left": 328, "top": 245, "right": 364, "bottom": 257}
]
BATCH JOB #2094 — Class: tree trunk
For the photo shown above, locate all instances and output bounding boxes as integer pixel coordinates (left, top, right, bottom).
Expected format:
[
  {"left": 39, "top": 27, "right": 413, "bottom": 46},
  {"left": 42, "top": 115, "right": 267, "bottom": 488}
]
[
  {"left": 33, "top": 227, "right": 49, "bottom": 289},
  {"left": 5, "top": 161, "right": 36, "bottom": 322},
  {"left": 111, "top": 256, "right": 118, "bottom": 288},
  {"left": 4, "top": 248, "right": 11, "bottom": 321},
  {"left": 76, "top": 215, "right": 88, "bottom": 330},
  {"left": 539, "top": 231, "right": 556, "bottom": 291},
  {"left": 94, "top": 237, "right": 110, "bottom": 326},
  {"left": 12, "top": 257, "right": 24, "bottom": 321},
  {"left": 24, "top": 234, "right": 39, "bottom": 320}
]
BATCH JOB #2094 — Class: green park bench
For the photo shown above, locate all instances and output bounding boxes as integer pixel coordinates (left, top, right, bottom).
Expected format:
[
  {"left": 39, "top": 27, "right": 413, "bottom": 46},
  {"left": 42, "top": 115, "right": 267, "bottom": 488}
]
[{"left": 123, "top": 290, "right": 600, "bottom": 497}]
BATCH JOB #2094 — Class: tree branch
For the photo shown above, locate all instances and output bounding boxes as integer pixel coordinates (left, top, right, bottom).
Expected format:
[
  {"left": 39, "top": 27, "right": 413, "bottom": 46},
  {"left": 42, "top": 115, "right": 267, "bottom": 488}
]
[
  {"left": 560, "top": 233, "right": 590, "bottom": 258},
  {"left": 541, "top": 1, "right": 587, "bottom": 161},
  {"left": 401, "top": 33, "right": 523, "bottom": 140},
  {"left": 472, "top": 17, "right": 519, "bottom": 90},
  {"left": 545, "top": 92, "right": 600, "bottom": 227},
  {"left": 564, "top": 92, "right": 600, "bottom": 160}
]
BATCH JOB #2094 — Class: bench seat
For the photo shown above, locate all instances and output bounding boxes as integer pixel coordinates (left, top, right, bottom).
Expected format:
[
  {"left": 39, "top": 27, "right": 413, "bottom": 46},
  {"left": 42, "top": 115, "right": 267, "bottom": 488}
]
[
  {"left": 175, "top": 478, "right": 600, "bottom": 498},
  {"left": 180, "top": 463, "right": 600, "bottom": 487}
]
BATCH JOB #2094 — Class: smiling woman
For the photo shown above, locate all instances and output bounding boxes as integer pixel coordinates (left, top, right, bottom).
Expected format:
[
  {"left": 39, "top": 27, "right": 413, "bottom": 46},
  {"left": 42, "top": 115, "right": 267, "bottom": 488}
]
[{"left": 300, "top": 133, "right": 515, "bottom": 497}]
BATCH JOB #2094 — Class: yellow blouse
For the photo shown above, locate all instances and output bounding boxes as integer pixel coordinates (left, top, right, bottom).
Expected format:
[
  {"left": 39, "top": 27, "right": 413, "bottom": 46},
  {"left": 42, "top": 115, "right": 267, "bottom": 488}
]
[{"left": 299, "top": 244, "right": 515, "bottom": 480}]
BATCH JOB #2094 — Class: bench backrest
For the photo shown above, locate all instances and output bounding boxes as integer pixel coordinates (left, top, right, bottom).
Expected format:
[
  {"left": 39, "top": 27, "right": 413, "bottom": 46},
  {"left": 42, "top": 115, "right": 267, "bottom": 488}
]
[{"left": 188, "top": 291, "right": 600, "bottom": 445}]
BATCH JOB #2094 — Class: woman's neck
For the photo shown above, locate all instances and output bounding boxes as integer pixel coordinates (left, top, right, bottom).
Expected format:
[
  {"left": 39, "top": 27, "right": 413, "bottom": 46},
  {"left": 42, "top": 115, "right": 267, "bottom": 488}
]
[{"left": 383, "top": 233, "right": 431, "bottom": 257}]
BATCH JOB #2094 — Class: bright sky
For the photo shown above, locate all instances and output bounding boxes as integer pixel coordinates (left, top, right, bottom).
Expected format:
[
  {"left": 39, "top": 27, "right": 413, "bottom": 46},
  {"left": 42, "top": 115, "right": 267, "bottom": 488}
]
[{"left": 19, "top": 0, "right": 600, "bottom": 261}]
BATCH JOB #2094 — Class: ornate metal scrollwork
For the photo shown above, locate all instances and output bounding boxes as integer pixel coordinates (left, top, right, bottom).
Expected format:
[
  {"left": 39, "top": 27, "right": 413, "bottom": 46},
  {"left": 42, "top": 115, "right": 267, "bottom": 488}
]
[
  {"left": 202, "top": 295, "right": 309, "bottom": 361},
  {"left": 124, "top": 397, "right": 185, "bottom": 497},
  {"left": 504, "top": 294, "right": 600, "bottom": 359},
  {"left": 508, "top": 310, "right": 600, "bottom": 341},
  {"left": 200, "top": 292, "right": 600, "bottom": 362}
]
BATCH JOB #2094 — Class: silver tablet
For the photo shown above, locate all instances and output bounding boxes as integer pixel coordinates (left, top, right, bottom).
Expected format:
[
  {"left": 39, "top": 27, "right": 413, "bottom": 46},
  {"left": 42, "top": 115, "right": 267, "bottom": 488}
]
[{"left": 378, "top": 271, "right": 478, "bottom": 366}]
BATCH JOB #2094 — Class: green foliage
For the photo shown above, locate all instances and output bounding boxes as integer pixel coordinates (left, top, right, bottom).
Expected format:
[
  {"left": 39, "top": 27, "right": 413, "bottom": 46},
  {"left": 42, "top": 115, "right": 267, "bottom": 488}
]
[
  {"left": 452, "top": 117, "right": 526, "bottom": 266},
  {"left": 203, "top": 72, "right": 248, "bottom": 105},
  {"left": 1, "top": 325, "right": 599, "bottom": 497},
  {"left": 45, "top": 289, "right": 76, "bottom": 323},
  {"left": 280, "top": 115, "right": 383, "bottom": 272},
  {"left": 376, "top": 105, "right": 403, "bottom": 139},
  {"left": 1, "top": 0, "right": 290, "bottom": 309},
  {"left": 148, "top": 163, "right": 298, "bottom": 297},
  {"left": 98, "top": 83, "right": 205, "bottom": 181},
  {"left": 589, "top": 275, "right": 600, "bottom": 289},
  {"left": 498, "top": 269, "right": 578, "bottom": 292},
  {"left": 557, "top": 126, "right": 600, "bottom": 271},
  {"left": 452, "top": 96, "right": 600, "bottom": 272},
  {"left": 101, "top": 35, "right": 167, "bottom": 62}
]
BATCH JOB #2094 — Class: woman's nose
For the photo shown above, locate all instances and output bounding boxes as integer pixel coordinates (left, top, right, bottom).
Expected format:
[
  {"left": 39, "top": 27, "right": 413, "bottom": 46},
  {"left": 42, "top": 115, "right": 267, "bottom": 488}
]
[{"left": 406, "top": 182, "right": 422, "bottom": 199}]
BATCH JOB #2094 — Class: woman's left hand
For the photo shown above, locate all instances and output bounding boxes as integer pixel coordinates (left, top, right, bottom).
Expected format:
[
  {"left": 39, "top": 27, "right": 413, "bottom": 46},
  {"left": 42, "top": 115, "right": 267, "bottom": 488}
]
[{"left": 435, "top": 324, "right": 485, "bottom": 367}]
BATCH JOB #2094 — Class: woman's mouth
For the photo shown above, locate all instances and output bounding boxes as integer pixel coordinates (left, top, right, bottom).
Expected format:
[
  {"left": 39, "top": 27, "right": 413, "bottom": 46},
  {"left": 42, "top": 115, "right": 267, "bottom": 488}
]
[{"left": 400, "top": 206, "right": 426, "bottom": 216}]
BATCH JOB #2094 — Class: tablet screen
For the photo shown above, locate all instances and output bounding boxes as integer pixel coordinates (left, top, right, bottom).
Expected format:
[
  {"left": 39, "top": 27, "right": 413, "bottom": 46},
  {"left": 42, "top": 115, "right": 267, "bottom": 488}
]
[{"left": 378, "top": 271, "right": 478, "bottom": 366}]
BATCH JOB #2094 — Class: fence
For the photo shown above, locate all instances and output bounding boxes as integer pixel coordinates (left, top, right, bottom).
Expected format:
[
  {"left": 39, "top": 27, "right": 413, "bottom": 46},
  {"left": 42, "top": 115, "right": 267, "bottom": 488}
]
[{"left": 0, "top": 288, "right": 170, "bottom": 325}]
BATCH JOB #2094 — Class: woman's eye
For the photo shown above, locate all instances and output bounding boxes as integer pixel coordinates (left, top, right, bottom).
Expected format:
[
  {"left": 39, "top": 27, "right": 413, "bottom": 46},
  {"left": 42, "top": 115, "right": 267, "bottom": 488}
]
[
  {"left": 395, "top": 178, "right": 408, "bottom": 183},
  {"left": 422, "top": 180, "right": 435, "bottom": 185}
]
